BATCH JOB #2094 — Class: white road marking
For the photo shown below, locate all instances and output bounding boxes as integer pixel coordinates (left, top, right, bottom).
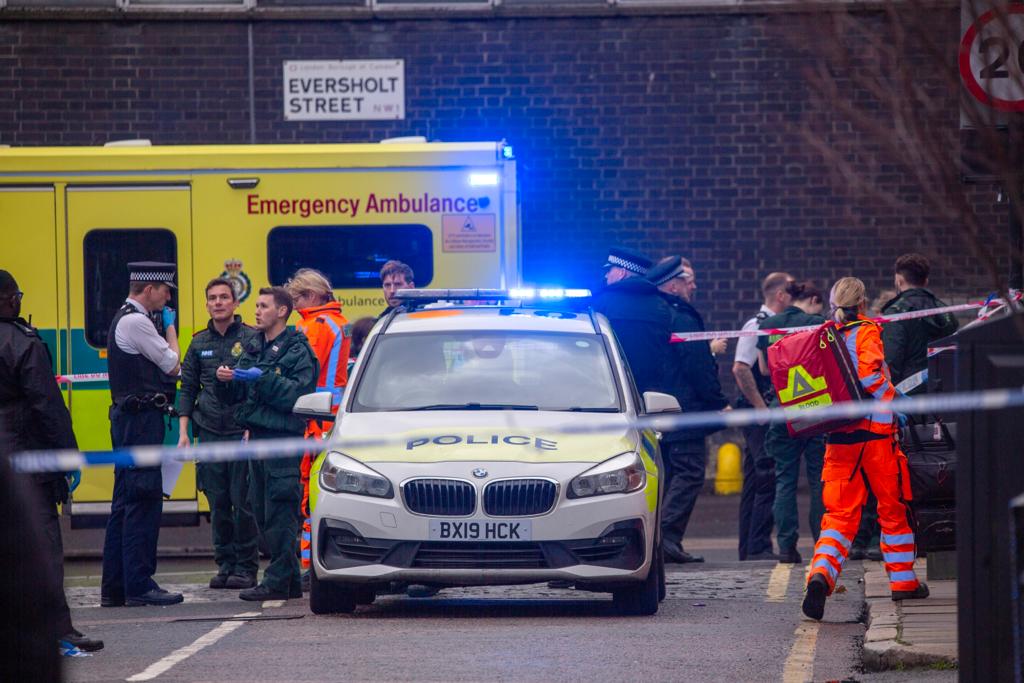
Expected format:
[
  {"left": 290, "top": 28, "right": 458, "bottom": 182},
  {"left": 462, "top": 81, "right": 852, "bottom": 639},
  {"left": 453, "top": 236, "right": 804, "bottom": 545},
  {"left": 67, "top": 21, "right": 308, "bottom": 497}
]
[
  {"left": 262, "top": 600, "right": 285, "bottom": 608},
  {"left": 125, "top": 611, "right": 260, "bottom": 681},
  {"left": 781, "top": 622, "right": 820, "bottom": 683},
  {"left": 766, "top": 563, "right": 793, "bottom": 603}
]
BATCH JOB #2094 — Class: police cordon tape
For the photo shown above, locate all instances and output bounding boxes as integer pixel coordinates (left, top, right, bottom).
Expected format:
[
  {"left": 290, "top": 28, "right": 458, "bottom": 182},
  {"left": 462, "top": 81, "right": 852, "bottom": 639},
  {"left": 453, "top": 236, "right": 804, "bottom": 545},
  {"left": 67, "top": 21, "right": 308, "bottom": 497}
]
[
  {"left": 11, "top": 384, "right": 1024, "bottom": 474},
  {"left": 49, "top": 292, "right": 1020, "bottom": 385},
  {"left": 669, "top": 292, "right": 1021, "bottom": 343},
  {"left": 55, "top": 373, "right": 109, "bottom": 384}
]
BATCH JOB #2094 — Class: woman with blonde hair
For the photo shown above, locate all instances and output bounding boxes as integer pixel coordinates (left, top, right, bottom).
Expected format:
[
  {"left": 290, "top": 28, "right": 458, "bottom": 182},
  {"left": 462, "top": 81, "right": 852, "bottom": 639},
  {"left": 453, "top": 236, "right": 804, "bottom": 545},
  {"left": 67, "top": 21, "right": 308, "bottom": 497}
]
[
  {"left": 284, "top": 268, "right": 351, "bottom": 588},
  {"left": 802, "top": 277, "right": 928, "bottom": 621}
]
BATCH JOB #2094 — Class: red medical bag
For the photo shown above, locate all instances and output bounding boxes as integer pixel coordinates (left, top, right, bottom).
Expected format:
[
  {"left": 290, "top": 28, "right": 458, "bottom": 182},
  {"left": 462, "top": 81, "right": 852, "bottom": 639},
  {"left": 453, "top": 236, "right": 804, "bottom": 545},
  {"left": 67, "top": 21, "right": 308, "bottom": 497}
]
[{"left": 766, "top": 321, "right": 871, "bottom": 438}]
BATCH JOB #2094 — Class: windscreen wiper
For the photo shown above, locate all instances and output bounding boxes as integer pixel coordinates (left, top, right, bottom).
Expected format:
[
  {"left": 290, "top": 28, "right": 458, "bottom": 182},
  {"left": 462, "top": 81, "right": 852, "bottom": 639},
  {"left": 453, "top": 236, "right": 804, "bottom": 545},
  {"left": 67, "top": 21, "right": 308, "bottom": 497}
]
[
  {"left": 565, "top": 406, "right": 621, "bottom": 412},
  {"left": 405, "top": 403, "right": 540, "bottom": 411}
]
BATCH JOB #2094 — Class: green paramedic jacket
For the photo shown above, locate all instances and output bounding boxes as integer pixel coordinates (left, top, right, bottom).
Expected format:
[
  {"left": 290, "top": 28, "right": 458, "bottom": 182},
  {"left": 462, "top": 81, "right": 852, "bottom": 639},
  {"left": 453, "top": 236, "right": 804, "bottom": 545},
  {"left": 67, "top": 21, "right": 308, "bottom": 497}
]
[
  {"left": 217, "top": 327, "right": 318, "bottom": 436},
  {"left": 756, "top": 305, "right": 827, "bottom": 406},
  {"left": 177, "top": 315, "right": 260, "bottom": 436}
]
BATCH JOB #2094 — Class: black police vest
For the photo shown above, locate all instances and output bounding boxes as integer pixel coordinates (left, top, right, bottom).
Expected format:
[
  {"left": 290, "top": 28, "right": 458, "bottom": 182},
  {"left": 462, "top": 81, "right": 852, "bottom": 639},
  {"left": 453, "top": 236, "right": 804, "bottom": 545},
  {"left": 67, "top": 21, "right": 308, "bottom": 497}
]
[
  {"left": 736, "top": 310, "right": 774, "bottom": 408},
  {"left": 106, "top": 303, "right": 174, "bottom": 404}
]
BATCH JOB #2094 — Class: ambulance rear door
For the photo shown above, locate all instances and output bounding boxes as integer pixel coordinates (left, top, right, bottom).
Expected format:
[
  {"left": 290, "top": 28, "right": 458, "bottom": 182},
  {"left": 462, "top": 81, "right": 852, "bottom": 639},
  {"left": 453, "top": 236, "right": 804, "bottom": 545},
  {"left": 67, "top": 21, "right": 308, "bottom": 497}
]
[{"left": 64, "top": 184, "right": 197, "bottom": 526}]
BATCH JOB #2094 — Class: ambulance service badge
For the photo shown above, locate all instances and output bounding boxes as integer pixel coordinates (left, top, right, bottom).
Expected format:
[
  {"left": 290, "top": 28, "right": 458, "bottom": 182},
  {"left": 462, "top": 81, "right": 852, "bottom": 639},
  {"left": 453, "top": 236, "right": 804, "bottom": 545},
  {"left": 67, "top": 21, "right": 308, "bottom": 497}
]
[{"left": 221, "top": 259, "right": 252, "bottom": 303}]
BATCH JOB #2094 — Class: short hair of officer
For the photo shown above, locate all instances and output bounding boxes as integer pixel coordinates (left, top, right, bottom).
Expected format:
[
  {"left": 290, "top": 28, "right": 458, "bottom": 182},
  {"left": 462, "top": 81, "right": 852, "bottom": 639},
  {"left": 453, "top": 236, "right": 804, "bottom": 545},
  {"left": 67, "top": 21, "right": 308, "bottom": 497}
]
[
  {"left": 894, "top": 253, "right": 930, "bottom": 288},
  {"left": 206, "top": 277, "right": 237, "bottom": 301},
  {"left": 204, "top": 279, "right": 239, "bottom": 325},
  {"left": 381, "top": 260, "right": 415, "bottom": 309},
  {"left": 128, "top": 279, "right": 173, "bottom": 311},
  {"left": 255, "top": 287, "right": 292, "bottom": 329}
]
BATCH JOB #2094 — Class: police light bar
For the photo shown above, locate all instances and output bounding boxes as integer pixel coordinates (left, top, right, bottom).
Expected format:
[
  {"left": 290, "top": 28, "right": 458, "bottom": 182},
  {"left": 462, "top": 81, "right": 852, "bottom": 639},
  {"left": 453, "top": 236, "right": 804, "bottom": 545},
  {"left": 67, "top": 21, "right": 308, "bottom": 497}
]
[{"left": 393, "top": 288, "right": 591, "bottom": 303}]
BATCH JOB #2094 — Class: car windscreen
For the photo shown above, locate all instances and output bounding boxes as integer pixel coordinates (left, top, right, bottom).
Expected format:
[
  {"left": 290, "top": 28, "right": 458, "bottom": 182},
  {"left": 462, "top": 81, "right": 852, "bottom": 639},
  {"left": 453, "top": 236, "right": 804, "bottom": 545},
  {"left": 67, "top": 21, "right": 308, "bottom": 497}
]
[{"left": 350, "top": 331, "right": 622, "bottom": 413}]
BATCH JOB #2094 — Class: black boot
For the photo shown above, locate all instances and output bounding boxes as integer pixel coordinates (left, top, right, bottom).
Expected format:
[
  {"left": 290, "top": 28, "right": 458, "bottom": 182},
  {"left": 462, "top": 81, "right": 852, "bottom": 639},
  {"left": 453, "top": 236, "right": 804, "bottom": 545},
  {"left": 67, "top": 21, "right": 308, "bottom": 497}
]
[
  {"left": 663, "top": 542, "right": 703, "bottom": 564},
  {"left": 226, "top": 573, "right": 256, "bottom": 590},
  {"left": 239, "top": 584, "right": 289, "bottom": 601},
  {"left": 892, "top": 582, "right": 930, "bottom": 601},
  {"left": 802, "top": 574, "right": 828, "bottom": 621},
  {"left": 209, "top": 572, "right": 230, "bottom": 589},
  {"left": 777, "top": 547, "right": 802, "bottom": 564},
  {"left": 61, "top": 629, "right": 104, "bottom": 652}
]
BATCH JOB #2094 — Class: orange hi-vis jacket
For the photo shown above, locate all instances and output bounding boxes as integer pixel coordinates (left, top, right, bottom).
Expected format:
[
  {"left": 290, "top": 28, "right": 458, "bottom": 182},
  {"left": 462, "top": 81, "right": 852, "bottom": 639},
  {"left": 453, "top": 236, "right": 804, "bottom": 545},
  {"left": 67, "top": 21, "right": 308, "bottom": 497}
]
[
  {"left": 295, "top": 301, "right": 351, "bottom": 411},
  {"left": 833, "top": 317, "right": 899, "bottom": 436},
  {"left": 296, "top": 301, "right": 349, "bottom": 571}
]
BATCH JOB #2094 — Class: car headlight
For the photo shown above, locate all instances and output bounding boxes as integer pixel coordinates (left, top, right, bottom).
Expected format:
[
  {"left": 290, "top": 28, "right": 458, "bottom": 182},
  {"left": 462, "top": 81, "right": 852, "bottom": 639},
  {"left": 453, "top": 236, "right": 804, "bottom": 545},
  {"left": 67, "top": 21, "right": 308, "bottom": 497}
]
[
  {"left": 319, "top": 452, "right": 393, "bottom": 498},
  {"left": 567, "top": 452, "right": 647, "bottom": 499}
]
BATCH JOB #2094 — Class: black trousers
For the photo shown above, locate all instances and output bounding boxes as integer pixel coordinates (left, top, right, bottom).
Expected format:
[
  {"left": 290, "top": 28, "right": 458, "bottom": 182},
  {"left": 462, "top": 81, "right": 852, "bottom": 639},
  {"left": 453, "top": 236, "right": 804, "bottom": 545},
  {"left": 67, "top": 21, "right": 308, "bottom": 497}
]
[
  {"left": 660, "top": 438, "right": 707, "bottom": 548},
  {"left": 196, "top": 429, "right": 259, "bottom": 577},
  {"left": 30, "top": 480, "right": 73, "bottom": 636},
  {"left": 248, "top": 430, "right": 302, "bottom": 594},
  {"left": 101, "top": 406, "right": 165, "bottom": 599},
  {"left": 738, "top": 423, "right": 775, "bottom": 559}
]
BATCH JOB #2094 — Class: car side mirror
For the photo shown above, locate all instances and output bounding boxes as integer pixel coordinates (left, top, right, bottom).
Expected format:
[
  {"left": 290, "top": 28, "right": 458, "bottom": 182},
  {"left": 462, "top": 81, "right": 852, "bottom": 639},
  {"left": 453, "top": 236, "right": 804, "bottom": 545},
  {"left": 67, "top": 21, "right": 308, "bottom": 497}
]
[
  {"left": 643, "top": 391, "right": 682, "bottom": 415},
  {"left": 293, "top": 392, "right": 333, "bottom": 418}
]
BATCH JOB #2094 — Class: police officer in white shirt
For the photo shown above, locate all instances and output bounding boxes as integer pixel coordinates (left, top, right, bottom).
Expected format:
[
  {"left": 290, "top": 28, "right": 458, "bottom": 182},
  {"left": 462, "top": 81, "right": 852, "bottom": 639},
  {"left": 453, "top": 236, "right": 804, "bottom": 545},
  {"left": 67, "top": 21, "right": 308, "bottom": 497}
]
[
  {"left": 100, "top": 262, "right": 184, "bottom": 607},
  {"left": 732, "top": 272, "right": 793, "bottom": 561}
]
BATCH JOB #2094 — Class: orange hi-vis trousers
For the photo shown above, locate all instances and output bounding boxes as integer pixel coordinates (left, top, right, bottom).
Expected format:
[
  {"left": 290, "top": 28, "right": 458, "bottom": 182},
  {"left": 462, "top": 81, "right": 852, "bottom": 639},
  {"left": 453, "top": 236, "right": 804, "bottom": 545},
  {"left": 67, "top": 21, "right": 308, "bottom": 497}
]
[
  {"left": 300, "top": 420, "right": 332, "bottom": 571},
  {"left": 300, "top": 452, "right": 313, "bottom": 571},
  {"left": 808, "top": 436, "right": 920, "bottom": 595}
]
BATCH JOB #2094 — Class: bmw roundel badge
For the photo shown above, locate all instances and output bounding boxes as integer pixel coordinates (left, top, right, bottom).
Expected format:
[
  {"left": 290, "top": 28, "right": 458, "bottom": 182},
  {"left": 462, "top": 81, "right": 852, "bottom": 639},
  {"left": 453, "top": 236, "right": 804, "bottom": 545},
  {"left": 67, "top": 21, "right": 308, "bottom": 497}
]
[{"left": 472, "top": 468, "right": 488, "bottom": 479}]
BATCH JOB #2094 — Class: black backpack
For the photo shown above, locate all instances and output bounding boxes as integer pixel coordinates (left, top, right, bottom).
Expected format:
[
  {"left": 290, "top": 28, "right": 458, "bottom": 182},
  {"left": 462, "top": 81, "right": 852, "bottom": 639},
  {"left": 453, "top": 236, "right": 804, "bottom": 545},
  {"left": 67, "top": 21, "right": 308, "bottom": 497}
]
[{"left": 903, "top": 418, "right": 956, "bottom": 504}]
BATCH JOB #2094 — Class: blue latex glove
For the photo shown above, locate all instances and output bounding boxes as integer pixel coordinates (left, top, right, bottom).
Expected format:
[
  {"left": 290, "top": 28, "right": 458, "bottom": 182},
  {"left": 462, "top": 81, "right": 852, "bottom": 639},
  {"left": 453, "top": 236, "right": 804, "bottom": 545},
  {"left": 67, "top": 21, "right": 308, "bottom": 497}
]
[
  {"left": 232, "top": 367, "right": 264, "bottom": 383},
  {"left": 161, "top": 306, "right": 176, "bottom": 330},
  {"left": 65, "top": 469, "right": 81, "bottom": 493},
  {"left": 897, "top": 413, "right": 909, "bottom": 429}
]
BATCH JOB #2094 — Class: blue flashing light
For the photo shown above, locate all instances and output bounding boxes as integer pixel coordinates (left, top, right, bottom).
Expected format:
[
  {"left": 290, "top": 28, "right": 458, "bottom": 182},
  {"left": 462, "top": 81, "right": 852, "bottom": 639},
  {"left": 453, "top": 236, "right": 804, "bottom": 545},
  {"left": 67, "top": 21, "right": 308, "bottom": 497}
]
[
  {"left": 502, "top": 145, "right": 515, "bottom": 160},
  {"left": 509, "top": 287, "right": 591, "bottom": 300}
]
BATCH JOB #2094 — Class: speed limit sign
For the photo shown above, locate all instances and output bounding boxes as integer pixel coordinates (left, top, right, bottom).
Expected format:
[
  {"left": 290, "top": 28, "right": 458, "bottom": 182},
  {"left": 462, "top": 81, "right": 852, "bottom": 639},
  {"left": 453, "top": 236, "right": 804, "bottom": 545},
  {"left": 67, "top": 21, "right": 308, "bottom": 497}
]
[{"left": 960, "top": 4, "right": 1024, "bottom": 112}]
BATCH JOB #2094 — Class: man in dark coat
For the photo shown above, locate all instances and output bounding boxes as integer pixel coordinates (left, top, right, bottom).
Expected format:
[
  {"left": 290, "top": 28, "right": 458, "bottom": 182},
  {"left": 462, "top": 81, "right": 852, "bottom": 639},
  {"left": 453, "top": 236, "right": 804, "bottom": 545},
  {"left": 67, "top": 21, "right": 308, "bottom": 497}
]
[
  {"left": 0, "top": 269, "right": 103, "bottom": 652},
  {"left": 648, "top": 257, "right": 729, "bottom": 563},
  {"left": 880, "top": 253, "right": 959, "bottom": 390},
  {"left": 591, "top": 247, "right": 673, "bottom": 396}
]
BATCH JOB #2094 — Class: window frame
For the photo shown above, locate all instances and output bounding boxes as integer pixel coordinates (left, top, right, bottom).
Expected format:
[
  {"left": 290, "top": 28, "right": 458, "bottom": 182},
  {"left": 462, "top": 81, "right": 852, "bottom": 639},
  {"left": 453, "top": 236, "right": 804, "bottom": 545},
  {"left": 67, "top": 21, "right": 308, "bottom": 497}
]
[
  {"left": 266, "top": 223, "right": 434, "bottom": 291},
  {"left": 82, "top": 227, "right": 177, "bottom": 349},
  {"left": 348, "top": 329, "right": 625, "bottom": 413}
]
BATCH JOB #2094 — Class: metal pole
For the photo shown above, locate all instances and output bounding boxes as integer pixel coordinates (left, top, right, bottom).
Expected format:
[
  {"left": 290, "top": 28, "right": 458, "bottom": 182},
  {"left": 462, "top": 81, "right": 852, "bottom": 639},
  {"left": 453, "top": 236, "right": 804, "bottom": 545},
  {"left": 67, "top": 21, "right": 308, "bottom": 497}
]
[{"left": 1011, "top": 187, "right": 1023, "bottom": 290}]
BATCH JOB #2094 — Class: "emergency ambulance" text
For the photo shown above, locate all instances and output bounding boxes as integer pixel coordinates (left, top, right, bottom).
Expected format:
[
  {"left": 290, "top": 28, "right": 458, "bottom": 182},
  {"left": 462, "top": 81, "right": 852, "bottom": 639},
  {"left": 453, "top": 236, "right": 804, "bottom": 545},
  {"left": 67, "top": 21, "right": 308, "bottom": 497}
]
[{"left": 246, "top": 192, "right": 484, "bottom": 218}]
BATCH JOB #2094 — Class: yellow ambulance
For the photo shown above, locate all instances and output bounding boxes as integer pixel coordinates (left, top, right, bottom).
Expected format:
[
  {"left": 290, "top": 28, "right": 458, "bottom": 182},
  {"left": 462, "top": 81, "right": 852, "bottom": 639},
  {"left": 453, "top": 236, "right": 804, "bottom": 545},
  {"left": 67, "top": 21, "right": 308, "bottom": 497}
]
[{"left": 0, "top": 139, "right": 520, "bottom": 526}]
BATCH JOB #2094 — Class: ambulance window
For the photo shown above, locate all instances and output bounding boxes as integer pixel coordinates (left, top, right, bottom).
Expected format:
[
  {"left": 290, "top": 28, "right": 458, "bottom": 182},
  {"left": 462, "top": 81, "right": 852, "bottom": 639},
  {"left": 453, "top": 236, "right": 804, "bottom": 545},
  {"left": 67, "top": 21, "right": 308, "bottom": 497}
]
[
  {"left": 83, "top": 229, "right": 177, "bottom": 348},
  {"left": 267, "top": 225, "right": 434, "bottom": 289}
]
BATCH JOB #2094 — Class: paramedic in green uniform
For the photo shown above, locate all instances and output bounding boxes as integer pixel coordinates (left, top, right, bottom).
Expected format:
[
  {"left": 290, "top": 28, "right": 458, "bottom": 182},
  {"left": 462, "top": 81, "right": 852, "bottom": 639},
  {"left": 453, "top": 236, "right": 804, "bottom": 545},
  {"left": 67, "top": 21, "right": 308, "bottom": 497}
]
[
  {"left": 756, "top": 280, "right": 827, "bottom": 565},
  {"left": 177, "top": 278, "right": 260, "bottom": 590},
  {"left": 215, "top": 286, "right": 318, "bottom": 601}
]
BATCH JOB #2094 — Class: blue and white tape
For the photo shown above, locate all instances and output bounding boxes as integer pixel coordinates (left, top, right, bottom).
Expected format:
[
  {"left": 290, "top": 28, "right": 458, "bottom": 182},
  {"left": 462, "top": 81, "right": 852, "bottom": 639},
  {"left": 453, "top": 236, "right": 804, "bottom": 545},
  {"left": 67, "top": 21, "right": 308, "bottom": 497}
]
[{"left": 11, "top": 385, "right": 1024, "bottom": 474}]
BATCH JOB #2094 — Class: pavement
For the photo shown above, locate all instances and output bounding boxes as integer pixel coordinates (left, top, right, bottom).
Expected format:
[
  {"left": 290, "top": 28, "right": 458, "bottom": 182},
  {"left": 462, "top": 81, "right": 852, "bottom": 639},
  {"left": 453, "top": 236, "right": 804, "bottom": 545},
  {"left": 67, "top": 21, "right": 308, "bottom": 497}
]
[
  {"left": 57, "top": 488, "right": 958, "bottom": 681},
  {"left": 862, "top": 558, "right": 958, "bottom": 671}
]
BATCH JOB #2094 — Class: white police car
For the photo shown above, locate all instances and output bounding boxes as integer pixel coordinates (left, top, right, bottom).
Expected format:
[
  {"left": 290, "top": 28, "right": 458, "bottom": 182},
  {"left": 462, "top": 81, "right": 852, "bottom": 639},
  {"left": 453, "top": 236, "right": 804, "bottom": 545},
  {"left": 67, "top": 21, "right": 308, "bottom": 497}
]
[{"left": 295, "top": 289, "right": 680, "bottom": 616}]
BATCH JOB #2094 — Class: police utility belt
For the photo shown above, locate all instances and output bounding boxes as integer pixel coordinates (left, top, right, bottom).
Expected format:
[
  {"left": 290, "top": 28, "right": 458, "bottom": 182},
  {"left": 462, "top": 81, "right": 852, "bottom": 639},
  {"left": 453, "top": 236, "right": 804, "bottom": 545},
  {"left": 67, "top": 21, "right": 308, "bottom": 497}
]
[{"left": 115, "top": 393, "right": 177, "bottom": 416}]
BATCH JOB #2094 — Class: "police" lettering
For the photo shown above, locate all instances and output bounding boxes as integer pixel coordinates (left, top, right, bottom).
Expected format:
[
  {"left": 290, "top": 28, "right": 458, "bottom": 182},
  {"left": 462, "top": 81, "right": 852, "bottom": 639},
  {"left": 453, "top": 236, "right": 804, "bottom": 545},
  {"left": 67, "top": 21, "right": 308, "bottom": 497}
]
[{"left": 406, "top": 435, "right": 558, "bottom": 451}]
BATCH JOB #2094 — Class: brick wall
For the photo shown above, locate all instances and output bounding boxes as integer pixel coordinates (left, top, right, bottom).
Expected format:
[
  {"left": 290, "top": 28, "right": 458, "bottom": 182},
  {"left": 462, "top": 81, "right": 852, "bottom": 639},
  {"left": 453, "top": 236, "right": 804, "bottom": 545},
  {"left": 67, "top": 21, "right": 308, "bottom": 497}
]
[{"left": 0, "top": 9, "right": 1012, "bottom": 344}]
